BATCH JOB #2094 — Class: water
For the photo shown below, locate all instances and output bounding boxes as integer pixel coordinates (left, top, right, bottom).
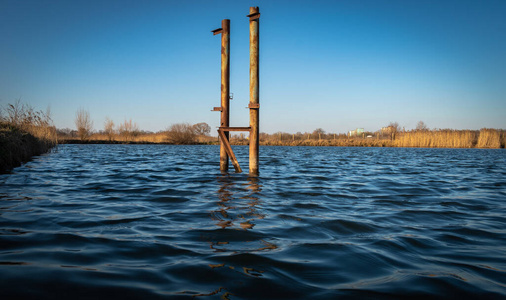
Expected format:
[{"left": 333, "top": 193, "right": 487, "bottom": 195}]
[{"left": 1, "top": 145, "right": 505, "bottom": 299}]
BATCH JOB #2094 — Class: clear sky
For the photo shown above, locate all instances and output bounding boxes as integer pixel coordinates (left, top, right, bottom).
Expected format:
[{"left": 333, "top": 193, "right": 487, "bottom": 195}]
[{"left": 1, "top": 0, "right": 505, "bottom": 135}]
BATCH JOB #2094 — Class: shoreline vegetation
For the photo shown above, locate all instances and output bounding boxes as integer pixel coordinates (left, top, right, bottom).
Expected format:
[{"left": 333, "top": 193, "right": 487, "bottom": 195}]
[
  {"left": 61, "top": 109, "right": 505, "bottom": 149},
  {"left": 59, "top": 127, "right": 505, "bottom": 149},
  {"left": 0, "top": 101, "right": 57, "bottom": 173},
  {"left": 1, "top": 102, "right": 504, "bottom": 173}
]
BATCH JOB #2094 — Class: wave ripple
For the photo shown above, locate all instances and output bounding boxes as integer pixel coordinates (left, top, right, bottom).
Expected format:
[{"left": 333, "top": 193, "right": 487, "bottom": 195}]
[{"left": 1, "top": 145, "right": 505, "bottom": 299}]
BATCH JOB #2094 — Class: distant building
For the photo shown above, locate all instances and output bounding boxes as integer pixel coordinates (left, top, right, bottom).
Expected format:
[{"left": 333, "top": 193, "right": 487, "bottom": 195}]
[
  {"left": 380, "top": 127, "right": 392, "bottom": 134},
  {"left": 348, "top": 128, "right": 364, "bottom": 137}
]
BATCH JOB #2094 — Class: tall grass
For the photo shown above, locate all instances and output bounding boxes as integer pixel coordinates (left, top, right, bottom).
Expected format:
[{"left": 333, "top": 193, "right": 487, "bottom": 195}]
[
  {"left": 394, "top": 130, "right": 476, "bottom": 148},
  {"left": 85, "top": 132, "right": 168, "bottom": 143},
  {"left": 476, "top": 128, "right": 501, "bottom": 148},
  {"left": 0, "top": 100, "right": 58, "bottom": 172},
  {"left": 229, "top": 136, "right": 393, "bottom": 147},
  {"left": 1, "top": 100, "right": 57, "bottom": 146},
  {"left": 393, "top": 129, "right": 504, "bottom": 148}
]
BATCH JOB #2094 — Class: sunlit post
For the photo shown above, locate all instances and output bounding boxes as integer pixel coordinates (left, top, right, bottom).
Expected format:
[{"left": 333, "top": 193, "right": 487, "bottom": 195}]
[
  {"left": 248, "top": 7, "right": 260, "bottom": 176},
  {"left": 212, "top": 19, "right": 231, "bottom": 172}
]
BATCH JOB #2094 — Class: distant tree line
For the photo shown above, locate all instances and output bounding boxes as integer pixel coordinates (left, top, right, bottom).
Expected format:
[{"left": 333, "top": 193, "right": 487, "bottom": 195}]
[
  {"left": 56, "top": 109, "right": 213, "bottom": 144},
  {"left": 165, "top": 122, "right": 211, "bottom": 144},
  {"left": 60, "top": 110, "right": 506, "bottom": 148}
]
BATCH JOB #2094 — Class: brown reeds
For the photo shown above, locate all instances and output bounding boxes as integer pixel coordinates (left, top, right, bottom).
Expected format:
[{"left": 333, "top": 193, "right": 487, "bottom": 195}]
[
  {"left": 83, "top": 131, "right": 169, "bottom": 144},
  {"left": 1, "top": 100, "right": 57, "bottom": 145},
  {"left": 228, "top": 136, "right": 393, "bottom": 147},
  {"left": 0, "top": 100, "right": 58, "bottom": 172},
  {"left": 234, "top": 128, "right": 505, "bottom": 149},
  {"left": 476, "top": 128, "right": 501, "bottom": 148},
  {"left": 394, "top": 129, "right": 476, "bottom": 148}
]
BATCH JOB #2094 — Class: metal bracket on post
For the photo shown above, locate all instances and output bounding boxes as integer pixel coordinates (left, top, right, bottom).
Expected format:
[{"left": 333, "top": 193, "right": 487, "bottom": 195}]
[
  {"left": 246, "top": 12, "right": 260, "bottom": 20},
  {"left": 211, "top": 28, "right": 223, "bottom": 35}
]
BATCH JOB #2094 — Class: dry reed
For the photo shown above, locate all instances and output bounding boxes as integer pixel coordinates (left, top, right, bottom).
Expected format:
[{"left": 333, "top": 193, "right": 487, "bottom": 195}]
[
  {"left": 229, "top": 137, "right": 393, "bottom": 147},
  {"left": 394, "top": 130, "right": 476, "bottom": 148},
  {"left": 476, "top": 128, "right": 501, "bottom": 148},
  {"left": 0, "top": 101, "right": 58, "bottom": 172},
  {"left": 69, "top": 132, "right": 169, "bottom": 144},
  {"left": 1, "top": 100, "right": 57, "bottom": 146}
]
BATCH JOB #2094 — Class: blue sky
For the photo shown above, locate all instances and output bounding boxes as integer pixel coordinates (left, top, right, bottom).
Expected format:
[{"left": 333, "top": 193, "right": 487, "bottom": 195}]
[{"left": 1, "top": 0, "right": 505, "bottom": 134}]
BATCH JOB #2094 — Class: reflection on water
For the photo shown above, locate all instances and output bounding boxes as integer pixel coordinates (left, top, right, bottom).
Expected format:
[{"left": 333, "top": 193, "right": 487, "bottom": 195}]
[
  {"left": 181, "top": 175, "right": 271, "bottom": 298},
  {"left": 209, "top": 176, "right": 272, "bottom": 277},
  {"left": 0, "top": 145, "right": 505, "bottom": 299},
  {"left": 212, "top": 176, "right": 264, "bottom": 232}
]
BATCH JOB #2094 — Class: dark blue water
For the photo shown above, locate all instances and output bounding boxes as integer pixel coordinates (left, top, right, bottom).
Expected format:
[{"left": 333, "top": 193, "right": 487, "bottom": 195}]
[{"left": 1, "top": 145, "right": 505, "bottom": 299}]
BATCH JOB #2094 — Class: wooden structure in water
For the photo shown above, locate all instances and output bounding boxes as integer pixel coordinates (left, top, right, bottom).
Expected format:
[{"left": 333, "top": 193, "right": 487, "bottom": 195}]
[{"left": 212, "top": 7, "right": 260, "bottom": 176}]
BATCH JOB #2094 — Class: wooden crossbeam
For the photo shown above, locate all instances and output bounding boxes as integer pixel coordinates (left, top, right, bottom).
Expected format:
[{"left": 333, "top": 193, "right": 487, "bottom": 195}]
[
  {"left": 219, "top": 126, "right": 251, "bottom": 132},
  {"left": 217, "top": 129, "right": 242, "bottom": 173}
]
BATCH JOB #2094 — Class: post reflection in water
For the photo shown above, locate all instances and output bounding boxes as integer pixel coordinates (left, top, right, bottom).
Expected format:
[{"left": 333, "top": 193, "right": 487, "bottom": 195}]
[
  {"left": 209, "top": 175, "right": 275, "bottom": 252},
  {"left": 204, "top": 175, "right": 278, "bottom": 290}
]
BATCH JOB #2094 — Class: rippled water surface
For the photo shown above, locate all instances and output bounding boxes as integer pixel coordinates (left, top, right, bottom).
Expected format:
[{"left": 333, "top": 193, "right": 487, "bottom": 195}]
[{"left": 1, "top": 145, "right": 505, "bottom": 299}]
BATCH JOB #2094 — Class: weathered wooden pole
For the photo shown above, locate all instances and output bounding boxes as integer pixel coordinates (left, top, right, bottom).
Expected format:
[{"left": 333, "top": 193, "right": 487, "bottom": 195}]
[
  {"left": 212, "top": 19, "right": 231, "bottom": 172},
  {"left": 248, "top": 7, "right": 260, "bottom": 176}
]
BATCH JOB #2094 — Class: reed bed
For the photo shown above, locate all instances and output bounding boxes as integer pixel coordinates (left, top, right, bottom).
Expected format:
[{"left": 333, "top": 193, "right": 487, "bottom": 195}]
[
  {"left": 58, "top": 120, "right": 504, "bottom": 149},
  {"left": 393, "top": 129, "right": 504, "bottom": 148},
  {"left": 60, "top": 132, "right": 168, "bottom": 144},
  {"left": 1, "top": 101, "right": 57, "bottom": 145},
  {"left": 228, "top": 138, "right": 393, "bottom": 147},
  {"left": 0, "top": 101, "right": 58, "bottom": 172},
  {"left": 394, "top": 130, "right": 476, "bottom": 148},
  {"left": 476, "top": 128, "right": 501, "bottom": 148},
  {"left": 230, "top": 129, "right": 504, "bottom": 149},
  {"left": 60, "top": 132, "right": 218, "bottom": 145}
]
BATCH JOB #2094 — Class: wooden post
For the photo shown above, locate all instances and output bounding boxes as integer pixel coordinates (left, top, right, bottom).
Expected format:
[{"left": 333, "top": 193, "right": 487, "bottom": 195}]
[
  {"left": 248, "top": 7, "right": 260, "bottom": 176},
  {"left": 213, "top": 20, "right": 231, "bottom": 172},
  {"left": 211, "top": 9, "right": 260, "bottom": 175}
]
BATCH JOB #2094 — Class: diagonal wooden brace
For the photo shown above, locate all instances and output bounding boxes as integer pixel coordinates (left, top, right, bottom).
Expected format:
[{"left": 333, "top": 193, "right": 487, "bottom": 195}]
[{"left": 218, "top": 129, "right": 242, "bottom": 173}]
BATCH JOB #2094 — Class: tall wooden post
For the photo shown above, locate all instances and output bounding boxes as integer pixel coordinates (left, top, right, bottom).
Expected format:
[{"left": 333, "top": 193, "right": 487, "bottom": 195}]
[
  {"left": 248, "top": 7, "right": 260, "bottom": 176},
  {"left": 213, "top": 19, "right": 230, "bottom": 172}
]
